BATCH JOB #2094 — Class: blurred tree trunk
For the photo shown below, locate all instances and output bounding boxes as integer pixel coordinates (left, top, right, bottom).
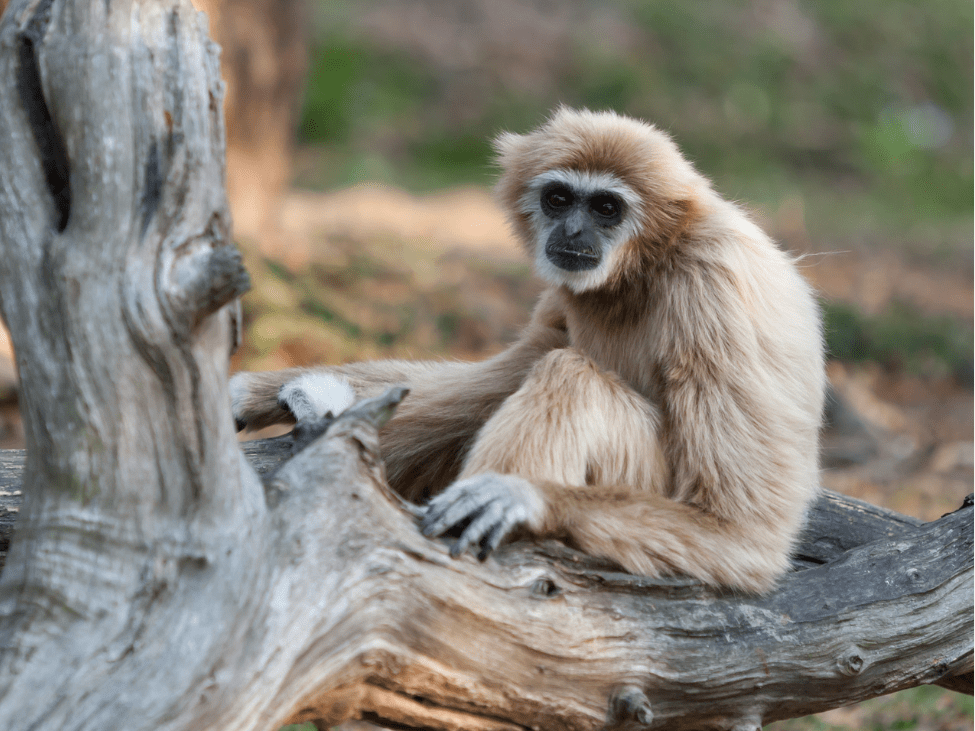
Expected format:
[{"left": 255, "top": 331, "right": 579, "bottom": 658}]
[{"left": 192, "top": 0, "right": 308, "bottom": 247}]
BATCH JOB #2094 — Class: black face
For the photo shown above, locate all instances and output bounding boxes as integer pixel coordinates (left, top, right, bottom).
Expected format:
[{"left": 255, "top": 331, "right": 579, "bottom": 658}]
[{"left": 540, "top": 182, "right": 623, "bottom": 272}]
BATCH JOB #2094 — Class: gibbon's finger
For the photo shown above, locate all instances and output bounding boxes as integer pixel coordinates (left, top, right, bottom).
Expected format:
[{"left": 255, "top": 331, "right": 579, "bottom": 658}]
[
  {"left": 421, "top": 489, "right": 484, "bottom": 538},
  {"left": 450, "top": 499, "right": 505, "bottom": 558},
  {"left": 477, "top": 512, "right": 520, "bottom": 561}
]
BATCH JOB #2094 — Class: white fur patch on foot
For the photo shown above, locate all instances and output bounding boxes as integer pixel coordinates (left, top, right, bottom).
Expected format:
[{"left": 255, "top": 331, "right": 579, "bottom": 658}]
[{"left": 279, "top": 372, "right": 356, "bottom": 422}]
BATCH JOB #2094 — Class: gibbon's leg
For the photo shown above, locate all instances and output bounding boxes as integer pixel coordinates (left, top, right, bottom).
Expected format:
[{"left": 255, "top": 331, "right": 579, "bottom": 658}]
[
  {"left": 422, "top": 347, "right": 665, "bottom": 553},
  {"left": 457, "top": 348, "right": 664, "bottom": 488},
  {"left": 365, "top": 299, "right": 570, "bottom": 502},
  {"left": 229, "top": 360, "right": 467, "bottom": 431},
  {"left": 421, "top": 348, "right": 798, "bottom": 593},
  {"left": 228, "top": 357, "right": 498, "bottom": 501},
  {"left": 228, "top": 358, "right": 494, "bottom": 501},
  {"left": 230, "top": 368, "right": 355, "bottom": 430}
]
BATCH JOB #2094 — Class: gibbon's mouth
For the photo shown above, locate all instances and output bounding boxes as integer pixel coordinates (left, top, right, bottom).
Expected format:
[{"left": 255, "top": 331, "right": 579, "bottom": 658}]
[{"left": 545, "top": 242, "right": 601, "bottom": 272}]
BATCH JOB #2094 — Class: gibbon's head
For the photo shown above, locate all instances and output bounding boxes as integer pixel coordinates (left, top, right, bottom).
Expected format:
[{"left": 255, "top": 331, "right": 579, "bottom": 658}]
[{"left": 494, "top": 107, "right": 710, "bottom": 293}]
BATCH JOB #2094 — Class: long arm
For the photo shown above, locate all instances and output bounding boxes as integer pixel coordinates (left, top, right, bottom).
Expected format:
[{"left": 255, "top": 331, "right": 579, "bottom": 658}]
[{"left": 423, "top": 345, "right": 789, "bottom": 589}]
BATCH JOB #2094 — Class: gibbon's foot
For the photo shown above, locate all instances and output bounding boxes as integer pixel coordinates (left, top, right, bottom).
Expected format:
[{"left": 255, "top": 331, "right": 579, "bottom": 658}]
[
  {"left": 421, "top": 472, "right": 545, "bottom": 560},
  {"left": 228, "top": 370, "right": 356, "bottom": 431},
  {"left": 277, "top": 372, "right": 356, "bottom": 422}
]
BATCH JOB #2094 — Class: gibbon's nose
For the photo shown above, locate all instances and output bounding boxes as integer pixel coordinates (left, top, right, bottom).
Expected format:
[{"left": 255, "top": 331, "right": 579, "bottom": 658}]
[{"left": 564, "top": 209, "right": 588, "bottom": 238}]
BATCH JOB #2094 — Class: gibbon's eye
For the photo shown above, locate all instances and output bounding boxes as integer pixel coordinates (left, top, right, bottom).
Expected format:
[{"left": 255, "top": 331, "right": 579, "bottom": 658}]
[
  {"left": 541, "top": 185, "right": 574, "bottom": 214},
  {"left": 589, "top": 193, "right": 622, "bottom": 224}
]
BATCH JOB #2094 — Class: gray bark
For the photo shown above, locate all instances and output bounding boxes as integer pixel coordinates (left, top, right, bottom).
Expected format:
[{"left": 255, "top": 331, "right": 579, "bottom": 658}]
[{"left": 0, "top": 1, "right": 970, "bottom": 730}]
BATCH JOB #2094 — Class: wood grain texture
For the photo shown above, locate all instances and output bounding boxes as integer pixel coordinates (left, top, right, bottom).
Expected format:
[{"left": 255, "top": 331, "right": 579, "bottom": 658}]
[{"left": 0, "top": 441, "right": 940, "bottom": 565}]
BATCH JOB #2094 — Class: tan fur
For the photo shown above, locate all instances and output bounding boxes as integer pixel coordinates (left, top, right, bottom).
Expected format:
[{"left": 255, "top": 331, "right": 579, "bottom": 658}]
[{"left": 233, "top": 108, "right": 825, "bottom": 593}]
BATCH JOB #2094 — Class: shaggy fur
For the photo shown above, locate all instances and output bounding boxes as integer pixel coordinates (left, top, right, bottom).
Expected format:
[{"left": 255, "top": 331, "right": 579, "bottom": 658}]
[{"left": 231, "top": 108, "right": 825, "bottom": 593}]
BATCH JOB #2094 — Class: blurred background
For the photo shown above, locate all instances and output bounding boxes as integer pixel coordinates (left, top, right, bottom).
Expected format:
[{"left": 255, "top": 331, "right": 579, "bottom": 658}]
[{"left": 0, "top": 0, "right": 971, "bottom": 727}]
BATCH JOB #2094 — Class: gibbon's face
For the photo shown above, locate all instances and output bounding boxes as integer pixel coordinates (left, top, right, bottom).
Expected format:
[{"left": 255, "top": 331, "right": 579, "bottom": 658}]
[
  {"left": 496, "top": 108, "right": 706, "bottom": 294},
  {"left": 522, "top": 168, "right": 643, "bottom": 292}
]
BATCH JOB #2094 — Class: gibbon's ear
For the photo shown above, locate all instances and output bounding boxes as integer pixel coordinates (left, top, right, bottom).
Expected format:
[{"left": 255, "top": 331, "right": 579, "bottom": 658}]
[{"left": 491, "top": 131, "right": 532, "bottom": 167}]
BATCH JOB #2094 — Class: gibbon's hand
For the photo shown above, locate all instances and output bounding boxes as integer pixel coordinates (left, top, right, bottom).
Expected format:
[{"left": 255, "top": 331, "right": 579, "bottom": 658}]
[{"left": 420, "top": 473, "right": 545, "bottom": 560}]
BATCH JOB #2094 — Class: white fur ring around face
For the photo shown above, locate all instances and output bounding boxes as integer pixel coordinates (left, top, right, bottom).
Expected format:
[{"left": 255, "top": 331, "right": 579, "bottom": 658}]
[
  {"left": 278, "top": 373, "right": 356, "bottom": 422},
  {"left": 420, "top": 472, "right": 545, "bottom": 560}
]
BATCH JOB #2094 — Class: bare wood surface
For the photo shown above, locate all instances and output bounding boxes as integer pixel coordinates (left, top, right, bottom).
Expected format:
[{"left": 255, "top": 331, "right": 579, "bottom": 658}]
[
  {"left": 0, "top": 438, "right": 939, "bottom": 568},
  {"left": 0, "top": 1, "right": 970, "bottom": 730}
]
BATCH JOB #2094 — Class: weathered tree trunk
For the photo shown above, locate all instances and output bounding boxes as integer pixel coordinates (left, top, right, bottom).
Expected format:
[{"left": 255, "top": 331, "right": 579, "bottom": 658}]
[{"left": 0, "top": 2, "right": 970, "bottom": 730}]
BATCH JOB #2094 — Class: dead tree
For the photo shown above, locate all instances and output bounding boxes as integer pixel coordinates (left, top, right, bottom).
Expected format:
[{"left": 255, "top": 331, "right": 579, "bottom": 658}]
[{"left": 0, "top": 1, "right": 970, "bottom": 729}]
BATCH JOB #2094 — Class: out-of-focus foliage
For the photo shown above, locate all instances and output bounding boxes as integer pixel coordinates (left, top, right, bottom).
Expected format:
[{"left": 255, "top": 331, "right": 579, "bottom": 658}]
[
  {"left": 234, "top": 234, "right": 541, "bottom": 373},
  {"left": 295, "top": 0, "right": 972, "bottom": 259},
  {"left": 823, "top": 299, "right": 974, "bottom": 384}
]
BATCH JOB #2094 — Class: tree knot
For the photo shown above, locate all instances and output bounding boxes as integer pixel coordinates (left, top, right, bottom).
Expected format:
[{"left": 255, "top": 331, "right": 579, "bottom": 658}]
[
  {"left": 606, "top": 685, "right": 653, "bottom": 729},
  {"left": 838, "top": 646, "right": 867, "bottom": 676},
  {"left": 530, "top": 577, "right": 561, "bottom": 599}
]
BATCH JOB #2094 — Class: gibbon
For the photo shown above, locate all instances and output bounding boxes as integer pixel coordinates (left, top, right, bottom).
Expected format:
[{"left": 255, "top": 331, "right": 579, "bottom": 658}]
[{"left": 231, "top": 107, "right": 826, "bottom": 593}]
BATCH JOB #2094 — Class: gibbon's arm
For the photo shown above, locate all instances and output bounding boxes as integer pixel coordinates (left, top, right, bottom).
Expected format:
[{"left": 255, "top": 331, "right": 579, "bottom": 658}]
[
  {"left": 421, "top": 358, "right": 817, "bottom": 593},
  {"left": 422, "top": 476, "right": 785, "bottom": 592},
  {"left": 370, "top": 289, "right": 571, "bottom": 502}
]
